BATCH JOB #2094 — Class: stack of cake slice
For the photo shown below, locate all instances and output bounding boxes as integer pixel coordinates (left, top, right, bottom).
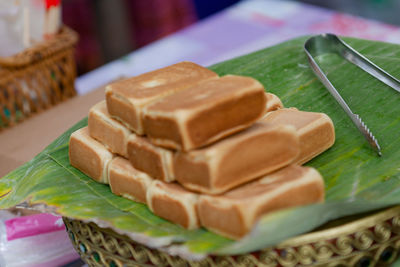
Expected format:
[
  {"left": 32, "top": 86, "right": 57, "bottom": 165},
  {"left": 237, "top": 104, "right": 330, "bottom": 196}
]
[{"left": 69, "top": 61, "right": 335, "bottom": 239}]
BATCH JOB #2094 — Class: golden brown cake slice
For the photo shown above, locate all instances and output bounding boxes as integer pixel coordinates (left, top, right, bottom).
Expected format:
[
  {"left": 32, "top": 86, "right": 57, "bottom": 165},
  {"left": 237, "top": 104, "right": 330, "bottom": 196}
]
[
  {"left": 142, "top": 75, "right": 267, "bottom": 151},
  {"left": 69, "top": 127, "right": 114, "bottom": 184},
  {"left": 108, "top": 157, "right": 153, "bottom": 204},
  {"left": 147, "top": 180, "right": 199, "bottom": 229},
  {"left": 262, "top": 108, "right": 335, "bottom": 164},
  {"left": 198, "top": 165, "right": 325, "bottom": 239},
  {"left": 265, "top": 93, "right": 283, "bottom": 112},
  {"left": 173, "top": 122, "right": 300, "bottom": 194},
  {"left": 88, "top": 101, "right": 132, "bottom": 158},
  {"left": 106, "top": 62, "right": 218, "bottom": 134},
  {"left": 127, "top": 135, "right": 174, "bottom": 182}
]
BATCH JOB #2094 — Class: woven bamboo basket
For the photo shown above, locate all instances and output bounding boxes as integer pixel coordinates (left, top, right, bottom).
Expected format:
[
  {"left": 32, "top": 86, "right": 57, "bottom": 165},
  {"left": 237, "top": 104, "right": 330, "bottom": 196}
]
[
  {"left": 0, "top": 26, "right": 78, "bottom": 129},
  {"left": 64, "top": 205, "right": 400, "bottom": 267}
]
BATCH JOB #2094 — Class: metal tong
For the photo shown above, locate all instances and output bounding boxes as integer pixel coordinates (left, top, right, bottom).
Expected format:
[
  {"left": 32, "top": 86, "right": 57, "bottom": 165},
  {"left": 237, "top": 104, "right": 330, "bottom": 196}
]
[{"left": 304, "top": 34, "right": 400, "bottom": 156}]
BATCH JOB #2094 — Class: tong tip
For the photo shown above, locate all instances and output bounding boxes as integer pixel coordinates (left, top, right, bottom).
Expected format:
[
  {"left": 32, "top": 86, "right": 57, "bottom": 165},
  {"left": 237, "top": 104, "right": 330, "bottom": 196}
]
[{"left": 354, "top": 114, "right": 382, "bottom": 156}]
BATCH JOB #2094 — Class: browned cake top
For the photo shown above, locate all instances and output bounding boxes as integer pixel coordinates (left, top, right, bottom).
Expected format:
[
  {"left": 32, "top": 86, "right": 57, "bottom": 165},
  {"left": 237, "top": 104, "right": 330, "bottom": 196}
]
[
  {"left": 145, "top": 75, "right": 264, "bottom": 112},
  {"left": 217, "top": 165, "right": 310, "bottom": 200},
  {"left": 108, "top": 62, "right": 217, "bottom": 100},
  {"left": 262, "top": 109, "right": 322, "bottom": 130}
]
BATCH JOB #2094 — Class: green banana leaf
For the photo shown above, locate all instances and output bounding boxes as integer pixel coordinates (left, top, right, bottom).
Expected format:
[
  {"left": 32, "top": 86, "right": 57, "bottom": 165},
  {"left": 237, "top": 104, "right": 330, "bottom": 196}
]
[{"left": 1, "top": 36, "right": 400, "bottom": 259}]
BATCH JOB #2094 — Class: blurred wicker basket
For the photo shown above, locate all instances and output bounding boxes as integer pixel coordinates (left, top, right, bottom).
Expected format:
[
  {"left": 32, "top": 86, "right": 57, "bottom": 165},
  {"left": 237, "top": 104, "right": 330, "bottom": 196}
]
[
  {"left": 64, "top": 206, "right": 400, "bottom": 267},
  {"left": 0, "top": 26, "right": 78, "bottom": 129}
]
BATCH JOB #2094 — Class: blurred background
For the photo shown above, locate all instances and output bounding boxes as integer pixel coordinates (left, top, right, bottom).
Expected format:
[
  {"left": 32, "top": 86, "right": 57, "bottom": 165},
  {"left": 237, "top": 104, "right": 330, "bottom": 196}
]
[
  {"left": 62, "top": 0, "right": 400, "bottom": 75},
  {"left": 63, "top": 0, "right": 240, "bottom": 74}
]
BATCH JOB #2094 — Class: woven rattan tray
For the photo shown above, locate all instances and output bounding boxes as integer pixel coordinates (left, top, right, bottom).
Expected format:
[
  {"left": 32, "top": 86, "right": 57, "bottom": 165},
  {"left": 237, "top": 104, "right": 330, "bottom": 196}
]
[
  {"left": 0, "top": 26, "right": 78, "bottom": 129},
  {"left": 64, "top": 205, "right": 400, "bottom": 267}
]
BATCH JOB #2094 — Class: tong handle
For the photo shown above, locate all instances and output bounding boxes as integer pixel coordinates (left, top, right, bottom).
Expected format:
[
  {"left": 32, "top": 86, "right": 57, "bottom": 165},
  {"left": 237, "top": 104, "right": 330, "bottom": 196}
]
[
  {"left": 306, "top": 34, "right": 400, "bottom": 93},
  {"left": 304, "top": 47, "right": 353, "bottom": 115},
  {"left": 337, "top": 37, "right": 400, "bottom": 94}
]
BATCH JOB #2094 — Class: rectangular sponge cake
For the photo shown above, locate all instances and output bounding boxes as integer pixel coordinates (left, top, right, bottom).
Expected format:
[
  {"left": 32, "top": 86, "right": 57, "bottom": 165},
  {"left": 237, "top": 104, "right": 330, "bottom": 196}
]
[
  {"left": 127, "top": 135, "right": 175, "bottom": 182},
  {"left": 197, "top": 165, "right": 325, "bottom": 239},
  {"left": 262, "top": 108, "right": 335, "bottom": 164},
  {"left": 105, "top": 62, "right": 218, "bottom": 134},
  {"left": 173, "top": 122, "right": 300, "bottom": 194},
  {"left": 69, "top": 127, "right": 114, "bottom": 184},
  {"left": 108, "top": 157, "right": 153, "bottom": 204},
  {"left": 147, "top": 180, "right": 199, "bottom": 229},
  {"left": 88, "top": 101, "right": 132, "bottom": 158},
  {"left": 142, "top": 75, "right": 267, "bottom": 151}
]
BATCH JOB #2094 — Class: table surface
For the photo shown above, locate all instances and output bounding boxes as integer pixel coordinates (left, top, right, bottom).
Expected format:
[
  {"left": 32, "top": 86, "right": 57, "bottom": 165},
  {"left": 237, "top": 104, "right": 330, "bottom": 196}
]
[{"left": 76, "top": 0, "right": 400, "bottom": 95}]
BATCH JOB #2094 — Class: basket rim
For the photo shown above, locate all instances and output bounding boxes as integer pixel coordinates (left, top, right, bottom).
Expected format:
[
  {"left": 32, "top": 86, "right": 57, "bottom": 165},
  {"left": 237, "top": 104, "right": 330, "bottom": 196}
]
[
  {"left": 278, "top": 205, "right": 400, "bottom": 247},
  {"left": 0, "top": 26, "right": 78, "bottom": 68},
  {"left": 63, "top": 205, "right": 400, "bottom": 256}
]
